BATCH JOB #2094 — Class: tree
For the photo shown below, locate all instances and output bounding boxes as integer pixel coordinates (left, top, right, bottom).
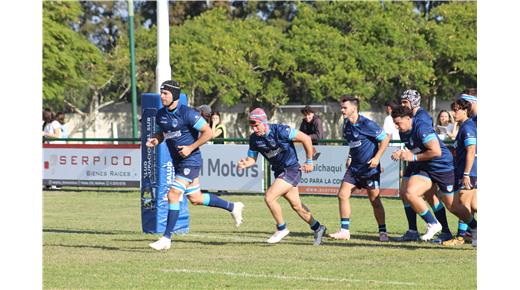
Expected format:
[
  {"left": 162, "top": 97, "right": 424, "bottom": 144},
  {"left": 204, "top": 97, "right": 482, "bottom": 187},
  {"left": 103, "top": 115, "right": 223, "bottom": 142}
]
[{"left": 424, "top": 2, "right": 477, "bottom": 99}]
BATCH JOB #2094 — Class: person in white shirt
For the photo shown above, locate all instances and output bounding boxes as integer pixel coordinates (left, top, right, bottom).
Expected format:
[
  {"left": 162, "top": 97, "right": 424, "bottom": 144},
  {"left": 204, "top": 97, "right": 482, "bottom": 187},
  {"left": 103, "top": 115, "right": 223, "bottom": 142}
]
[
  {"left": 383, "top": 101, "right": 400, "bottom": 141},
  {"left": 42, "top": 108, "right": 61, "bottom": 143}
]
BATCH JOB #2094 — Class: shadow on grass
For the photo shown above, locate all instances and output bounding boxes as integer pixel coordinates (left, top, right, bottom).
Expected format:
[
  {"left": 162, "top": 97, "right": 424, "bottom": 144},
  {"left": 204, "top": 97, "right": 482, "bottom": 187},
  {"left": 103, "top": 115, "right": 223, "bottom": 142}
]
[
  {"left": 44, "top": 243, "right": 151, "bottom": 253},
  {"left": 44, "top": 228, "right": 117, "bottom": 235}
]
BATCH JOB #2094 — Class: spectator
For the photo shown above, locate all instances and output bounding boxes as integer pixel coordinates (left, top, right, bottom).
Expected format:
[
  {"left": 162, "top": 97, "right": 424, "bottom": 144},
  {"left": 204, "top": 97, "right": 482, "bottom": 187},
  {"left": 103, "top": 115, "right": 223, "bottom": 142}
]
[
  {"left": 42, "top": 108, "right": 61, "bottom": 143},
  {"left": 210, "top": 111, "right": 227, "bottom": 144},
  {"left": 299, "top": 105, "right": 324, "bottom": 145},
  {"left": 197, "top": 104, "right": 212, "bottom": 123},
  {"left": 383, "top": 101, "right": 400, "bottom": 141},
  {"left": 55, "top": 112, "right": 68, "bottom": 143},
  {"left": 435, "top": 110, "right": 455, "bottom": 141}
]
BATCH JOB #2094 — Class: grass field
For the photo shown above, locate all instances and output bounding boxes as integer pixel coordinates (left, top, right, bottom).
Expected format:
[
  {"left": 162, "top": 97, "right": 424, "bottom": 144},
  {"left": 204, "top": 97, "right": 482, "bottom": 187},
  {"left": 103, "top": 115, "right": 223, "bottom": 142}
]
[{"left": 43, "top": 190, "right": 476, "bottom": 289}]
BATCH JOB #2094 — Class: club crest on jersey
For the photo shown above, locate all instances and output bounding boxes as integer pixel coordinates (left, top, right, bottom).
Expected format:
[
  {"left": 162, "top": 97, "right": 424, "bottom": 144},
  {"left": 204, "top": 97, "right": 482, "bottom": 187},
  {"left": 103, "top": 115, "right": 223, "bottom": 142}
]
[
  {"left": 184, "top": 168, "right": 191, "bottom": 175},
  {"left": 446, "top": 185, "right": 453, "bottom": 192},
  {"left": 268, "top": 138, "right": 276, "bottom": 147},
  {"left": 171, "top": 118, "right": 178, "bottom": 127}
]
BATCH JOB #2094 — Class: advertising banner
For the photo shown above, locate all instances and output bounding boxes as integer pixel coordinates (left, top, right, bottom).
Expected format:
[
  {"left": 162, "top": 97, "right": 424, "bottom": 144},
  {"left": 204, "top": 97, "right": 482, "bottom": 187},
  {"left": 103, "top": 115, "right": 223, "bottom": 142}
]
[
  {"left": 42, "top": 144, "right": 141, "bottom": 187},
  {"left": 199, "top": 144, "right": 264, "bottom": 193},
  {"left": 271, "top": 144, "right": 400, "bottom": 197}
]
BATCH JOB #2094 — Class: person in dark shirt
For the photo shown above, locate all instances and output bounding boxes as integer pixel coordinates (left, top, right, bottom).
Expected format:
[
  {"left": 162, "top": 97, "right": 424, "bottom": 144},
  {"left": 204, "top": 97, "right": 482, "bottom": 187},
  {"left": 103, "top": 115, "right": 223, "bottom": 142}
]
[{"left": 299, "top": 105, "right": 324, "bottom": 144}]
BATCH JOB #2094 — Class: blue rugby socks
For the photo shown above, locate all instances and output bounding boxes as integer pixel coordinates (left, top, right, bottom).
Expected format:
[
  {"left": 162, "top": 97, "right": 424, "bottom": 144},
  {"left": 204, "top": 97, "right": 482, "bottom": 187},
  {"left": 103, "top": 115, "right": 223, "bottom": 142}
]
[
  {"left": 310, "top": 219, "right": 321, "bottom": 231},
  {"left": 457, "top": 220, "right": 468, "bottom": 237},
  {"left": 340, "top": 218, "right": 350, "bottom": 230},
  {"left": 419, "top": 209, "right": 438, "bottom": 225},
  {"left": 164, "top": 203, "right": 180, "bottom": 239},
  {"left": 432, "top": 202, "right": 451, "bottom": 234},
  {"left": 404, "top": 203, "right": 418, "bottom": 231},
  {"left": 202, "top": 193, "right": 234, "bottom": 212},
  {"left": 277, "top": 223, "right": 287, "bottom": 231}
]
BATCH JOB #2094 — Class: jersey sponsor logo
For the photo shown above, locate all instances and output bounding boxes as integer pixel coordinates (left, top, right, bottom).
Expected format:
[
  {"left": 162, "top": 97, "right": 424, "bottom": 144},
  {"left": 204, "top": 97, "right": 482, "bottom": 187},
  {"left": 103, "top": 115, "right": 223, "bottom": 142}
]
[
  {"left": 159, "top": 120, "right": 169, "bottom": 124},
  {"left": 265, "top": 147, "right": 282, "bottom": 158},
  {"left": 163, "top": 130, "right": 181, "bottom": 139},
  {"left": 348, "top": 140, "right": 362, "bottom": 148}
]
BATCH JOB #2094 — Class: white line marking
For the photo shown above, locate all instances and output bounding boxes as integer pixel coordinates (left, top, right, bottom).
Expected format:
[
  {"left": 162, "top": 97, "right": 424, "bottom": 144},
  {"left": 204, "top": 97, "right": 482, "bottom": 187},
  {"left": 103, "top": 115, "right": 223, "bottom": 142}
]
[
  {"left": 183, "top": 233, "right": 266, "bottom": 243},
  {"left": 161, "top": 268, "right": 417, "bottom": 286}
]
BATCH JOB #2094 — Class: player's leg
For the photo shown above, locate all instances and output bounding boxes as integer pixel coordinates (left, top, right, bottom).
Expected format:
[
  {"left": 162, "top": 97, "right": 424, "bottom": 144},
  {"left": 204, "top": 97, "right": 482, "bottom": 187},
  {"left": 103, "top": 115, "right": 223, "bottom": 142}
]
[
  {"left": 282, "top": 186, "right": 327, "bottom": 245},
  {"left": 149, "top": 178, "right": 188, "bottom": 251},
  {"left": 185, "top": 178, "right": 244, "bottom": 227},
  {"left": 396, "top": 162, "right": 420, "bottom": 242},
  {"left": 366, "top": 178, "right": 387, "bottom": 242},
  {"left": 264, "top": 177, "right": 294, "bottom": 243},
  {"left": 329, "top": 177, "right": 356, "bottom": 240},
  {"left": 404, "top": 173, "right": 442, "bottom": 241}
]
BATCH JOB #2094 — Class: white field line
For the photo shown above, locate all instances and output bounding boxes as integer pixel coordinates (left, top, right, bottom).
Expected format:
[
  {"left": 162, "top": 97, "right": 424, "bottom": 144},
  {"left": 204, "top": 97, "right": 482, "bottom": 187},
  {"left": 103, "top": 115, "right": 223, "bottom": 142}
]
[{"left": 161, "top": 268, "right": 417, "bottom": 286}]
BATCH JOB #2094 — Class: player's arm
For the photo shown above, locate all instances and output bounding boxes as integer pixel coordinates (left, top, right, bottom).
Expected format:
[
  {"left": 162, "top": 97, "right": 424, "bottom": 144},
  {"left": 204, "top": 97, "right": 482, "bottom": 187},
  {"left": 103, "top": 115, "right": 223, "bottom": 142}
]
[
  {"left": 401, "top": 133, "right": 441, "bottom": 162},
  {"left": 146, "top": 131, "right": 164, "bottom": 147},
  {"left": 463, "top": 133, "right": 476, "bottom": 188},
  {"left": 368, "top": 131, "right": 390, "bottom": 168},
  {"left": 178, "top": 122, "right": 212, "bottom": 157},
  {"left": 293, "top": 130, "right": 314, "bottom": 173},
  {"left": 238, "top": 150, "right": 258, "bottom": 169}
]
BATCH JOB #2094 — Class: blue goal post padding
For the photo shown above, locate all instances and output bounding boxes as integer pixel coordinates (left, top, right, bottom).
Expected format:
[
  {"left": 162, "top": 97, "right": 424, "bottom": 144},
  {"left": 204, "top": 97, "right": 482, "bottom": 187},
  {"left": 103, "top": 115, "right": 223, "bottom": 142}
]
[{"left": 141, "top": 92, "right": 190, "bottom": 234}]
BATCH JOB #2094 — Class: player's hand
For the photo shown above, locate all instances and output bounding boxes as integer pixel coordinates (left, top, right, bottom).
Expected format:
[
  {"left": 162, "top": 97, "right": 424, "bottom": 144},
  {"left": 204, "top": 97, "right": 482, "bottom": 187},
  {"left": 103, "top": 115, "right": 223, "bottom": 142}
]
[
  {"left": 146, "top": 138, "right": 159, "bottom": 148},
  {"left": 367, "top": 157, "right": 380, "bottom": 168},
  {"left": 301, "top": 162, "right": 314, "bottom": 173},
  {"left": 177, "top": 145, "right": 193, "bottom": 158},
  {"left": 238, "top": 158, "right": 249, "bottom": 169},
  {"left": 391, "top": 149, "right": 402, "bottom": 161},
  {"left": 400, "top": 150, "right": 414, "bottom": 162},
  {"left": 463, "top": 175, "right": 473, "bottom": 189}
]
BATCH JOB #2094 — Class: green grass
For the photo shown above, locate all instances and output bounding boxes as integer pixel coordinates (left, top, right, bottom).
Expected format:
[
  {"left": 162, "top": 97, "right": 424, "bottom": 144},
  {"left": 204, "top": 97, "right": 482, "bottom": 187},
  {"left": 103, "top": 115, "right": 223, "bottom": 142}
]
[{"left": 43, "top": 190, "right": 476, "bottom": 289}]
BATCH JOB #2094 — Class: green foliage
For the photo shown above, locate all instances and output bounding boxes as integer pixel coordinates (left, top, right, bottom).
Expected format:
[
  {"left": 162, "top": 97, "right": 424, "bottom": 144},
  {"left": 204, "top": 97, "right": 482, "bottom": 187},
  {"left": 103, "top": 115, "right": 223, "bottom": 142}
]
[
  {"left": 43, "top": 1, "right": 109, "bottom": 111},
  {"left": 43, "top": 1, "right": 476, "bottom": 112},
  {"left": 424, "top": 2, "right": 477, "bottom": 99}
]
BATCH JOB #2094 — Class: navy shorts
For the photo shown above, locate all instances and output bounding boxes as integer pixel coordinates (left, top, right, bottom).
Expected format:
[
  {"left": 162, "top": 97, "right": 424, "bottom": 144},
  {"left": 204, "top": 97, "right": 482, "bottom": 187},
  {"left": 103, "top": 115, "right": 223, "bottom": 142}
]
[
  {"left": 274, "top": 166, "right": 302, "bottom": 187},
  {"left": 454, "top": 176, "right": 478, "bottom": 192},
  {"left": 411, "top": 169, "right": 455, "bottom": 195},
  {"left": 174, "top": 166, "right": 201, "bottom": 183},
  {"left": 342, "top": 168, "right": 380, "bottom": 190},
  {"left": 403, "top": 162, "right": 417, "bottom": 179}
]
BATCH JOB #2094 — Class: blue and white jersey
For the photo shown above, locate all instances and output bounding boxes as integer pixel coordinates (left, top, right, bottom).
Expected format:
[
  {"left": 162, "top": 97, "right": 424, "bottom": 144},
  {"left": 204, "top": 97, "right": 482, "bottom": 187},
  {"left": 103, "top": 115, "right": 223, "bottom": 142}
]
[
  {"left": 342, "top": 115, "right": 387, "bottom": 177},
  {"left": 399, "top": 119, "right": 454, "bottom": 173},
  {"left": 453, "top": 118, "right": 477, "bottom": 179},
  {"left": 248, "top": 124, "right": 299, "bottom": 172},
  {"left": 414, "top": 107, "right": 433, "bottom": 126},
  {"left": 155, "top": 104, "right": 207, "bottom": 167}
]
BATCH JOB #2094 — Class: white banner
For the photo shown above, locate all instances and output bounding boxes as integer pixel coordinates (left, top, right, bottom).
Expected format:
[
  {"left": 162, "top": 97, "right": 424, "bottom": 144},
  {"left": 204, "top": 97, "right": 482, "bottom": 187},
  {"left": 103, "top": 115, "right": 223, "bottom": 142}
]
[
  {"left": 271, "top": 144, "right": 400, "bottom": 196},
  {"left": 199, "top": 144, "right": 264, "bottom": 193},
  {"left": 42, "top": 144, "right": 141, "bottom": 187}
]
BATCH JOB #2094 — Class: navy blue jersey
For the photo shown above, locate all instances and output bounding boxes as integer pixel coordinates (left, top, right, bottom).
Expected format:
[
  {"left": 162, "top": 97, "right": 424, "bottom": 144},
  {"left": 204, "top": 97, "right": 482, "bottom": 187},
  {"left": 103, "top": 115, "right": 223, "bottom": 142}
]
[
  {"left": 472, "top": 114, "right": 477, "bottom": 126},
  {"left": 342, "top": 115, "right": 387, "bottom": 177},
  {"left": 248, "top": 124, "right": 299, "bottom": 172},
  {"left": 399, "top": 119, "right": 454, "bottom": 172},
  {"left": 414, "top": 107, "right": 433, "bottom": 126},
  {"left": 155, "top": 104, "right": 207, "bottom": 167},
  {"left": 453, "top": 118, "right": 477, "bottom": 179}
]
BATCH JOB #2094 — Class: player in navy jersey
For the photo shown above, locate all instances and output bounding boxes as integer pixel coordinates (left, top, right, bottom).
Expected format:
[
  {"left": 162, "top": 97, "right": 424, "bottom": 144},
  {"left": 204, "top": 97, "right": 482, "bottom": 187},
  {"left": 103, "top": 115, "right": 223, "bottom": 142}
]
[
  {"left": 146, "top": 80, "right": 244, "bottom": 251},
  {"left": 328, "top": 96, "right": 391, "bottom": 242},
  {"left": 237, "top": 108, "right": 327, "bottom": 245},
  {"left": 442, "top": 99, "right": 477, "bottom": 247},
  {"left": 395, "top": 90, "right": 453, "bottom": 243},
  {"left": 391, "top": 106, "right": 456, "bottom": 241}
]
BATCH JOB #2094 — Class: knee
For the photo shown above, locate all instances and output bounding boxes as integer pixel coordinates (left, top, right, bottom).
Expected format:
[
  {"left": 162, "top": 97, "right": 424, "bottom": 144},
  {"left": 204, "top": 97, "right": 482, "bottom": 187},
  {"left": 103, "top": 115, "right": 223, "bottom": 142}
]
[
  {"left": 189, "top": 195, "right": 204, "bottom": 206},
  {"left": 264, "top": 195, "right": 276, "bottom": 205},
  {"left": 338, "top": 190, "right": 350, "bottom": 201}
]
